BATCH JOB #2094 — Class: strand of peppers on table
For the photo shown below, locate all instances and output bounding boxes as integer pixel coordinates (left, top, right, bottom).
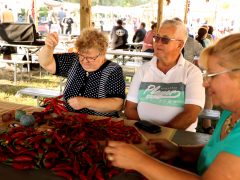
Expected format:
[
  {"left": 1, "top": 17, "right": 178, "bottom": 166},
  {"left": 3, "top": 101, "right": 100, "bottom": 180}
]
[{"left": 0, "top": 95, "right": 146, "bottom": 180}]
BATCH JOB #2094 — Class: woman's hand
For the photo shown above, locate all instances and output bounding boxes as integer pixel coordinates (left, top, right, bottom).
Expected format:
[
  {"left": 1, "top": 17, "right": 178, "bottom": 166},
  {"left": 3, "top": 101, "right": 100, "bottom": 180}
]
[
  {"left": 68, "top": 96, "right": 87, "bottom": 110},
  {"left": 104, "top": 141, "right": 147, "bottom": 170},
  {"left": 45, "top": 32, "right": 59, "bottom": 49},
  {"left": 148, "top": 139, "right": 179, "bottom": 162}
]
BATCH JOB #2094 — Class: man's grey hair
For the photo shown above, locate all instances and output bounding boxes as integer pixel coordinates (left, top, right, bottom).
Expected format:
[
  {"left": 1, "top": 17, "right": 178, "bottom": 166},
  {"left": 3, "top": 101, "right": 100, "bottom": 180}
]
[{"left": 160, "top": 19, "right": 188, "bottom": 44}]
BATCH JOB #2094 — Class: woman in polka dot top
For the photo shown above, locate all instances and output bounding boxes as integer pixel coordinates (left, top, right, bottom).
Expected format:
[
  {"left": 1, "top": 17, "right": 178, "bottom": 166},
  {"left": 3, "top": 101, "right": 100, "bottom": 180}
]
[{"left": 38, "top": 28, "right": 126, "bottom": 117}]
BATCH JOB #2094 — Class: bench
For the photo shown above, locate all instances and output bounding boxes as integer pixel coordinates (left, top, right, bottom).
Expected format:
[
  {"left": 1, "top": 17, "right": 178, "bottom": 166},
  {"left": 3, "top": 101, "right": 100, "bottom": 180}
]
[
  {"left": 16, "top": 77, "right": 66, "bottom": 106},
  {"left": 0, "top": 59, "right": 31, "bottom": 83},
  {"left": 16, "top": 87, "right": 61, "bottom": 106}
]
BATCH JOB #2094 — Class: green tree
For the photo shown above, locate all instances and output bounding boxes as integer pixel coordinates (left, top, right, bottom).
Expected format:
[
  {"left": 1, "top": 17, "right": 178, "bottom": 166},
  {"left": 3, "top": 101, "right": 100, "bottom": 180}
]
[{"left": 38, "top": 7, "right": 48, "bottom": 20}]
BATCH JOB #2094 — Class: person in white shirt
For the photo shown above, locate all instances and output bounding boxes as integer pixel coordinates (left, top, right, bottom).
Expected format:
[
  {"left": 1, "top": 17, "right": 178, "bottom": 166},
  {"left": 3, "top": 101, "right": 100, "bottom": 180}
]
[{"left": 125, "top": 19, "right": 205, "bottom": 131}]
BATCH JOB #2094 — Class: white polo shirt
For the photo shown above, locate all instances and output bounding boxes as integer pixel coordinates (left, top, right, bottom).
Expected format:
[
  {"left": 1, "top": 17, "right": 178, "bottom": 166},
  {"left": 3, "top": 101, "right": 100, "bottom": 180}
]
[{"left": 127, "top": 55, "right": 205, "bottom": 131}]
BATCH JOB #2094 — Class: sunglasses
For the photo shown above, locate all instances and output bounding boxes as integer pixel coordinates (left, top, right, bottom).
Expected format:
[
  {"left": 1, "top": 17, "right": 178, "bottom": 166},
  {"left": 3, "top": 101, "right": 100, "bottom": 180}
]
[{"left": 153, "top": 35, "right": 182, "bottom": 44}]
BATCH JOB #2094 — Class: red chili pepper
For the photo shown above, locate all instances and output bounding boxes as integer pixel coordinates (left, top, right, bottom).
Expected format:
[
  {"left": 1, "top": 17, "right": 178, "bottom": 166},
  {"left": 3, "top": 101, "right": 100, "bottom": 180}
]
[
  {"left": 8, "top": 126, "right": 26, "bottom": 135},
  {"left": 7, "top": 146, "right": 17, "bottom": 154},
  {"left": 43, "top": 159, "right": 54, "bottom": 169},
  {"left": 51, "top": 165, "right": 72, "bottom": 172},
  {"left": 13, "top": 139, "right": 25, "bottom": 146},
  {"left": 56, "top": 104, "right": 67, "bottom": 112},
  {"left": 53, "top": 108, "right": 62, "bottom": 115},
  {"left": 54, "top": 133, "right": 63, "bottom": 144},
  {"left": 78, "top": 171, "right": 87, "bottom": 180},
  {"left": 77, "top": 131, "right": 85, "bottom": 140},
  {"left": 55, "top": 142, "right": 67, "bottom": 158},
  {"left": 96, "top": 168, "right": 105, "bottom": 180},
  {"left": 43, "top": 105, "right": 52, "bottom": 113},
  {"left": 54, "top": 171, "right": 73, "bottom": 180},
  {"left": 12, "top": 162, "right": 35, "bottom": 170},
  {"left": 87, "top": 164, "right": 97, "bottom": 180},
  {"left": 28, "top": 135, "right": 46, "bottom": 144},
  {"left": 54, "top": 163, "right": 71, "bottom": 168},
  {"left": 13, "top": 155, "right": 33, "bottom": 162},
  {"left": 0, "top": 155, "right": 9, "bottom": 163},
  {"left": 73, "top": 159, "right": 80, "bottom": 176},
  {"left": 10, "top": 132, "right": 27, "bottom": 140},
  {"left": 34, "top": 142, "right": 40, "bottom": 149},
  {"left": 21, "top": 151, "right": 38, "bottom": 158},
  {"left": 14, "top": 145, "right": 28, "bottom": 153},
  {"left": 82, "top": 152, "right": 92, "bottom": 165},
  {"left": 44, "top": 152, "right": 58, "bottom": 159}
]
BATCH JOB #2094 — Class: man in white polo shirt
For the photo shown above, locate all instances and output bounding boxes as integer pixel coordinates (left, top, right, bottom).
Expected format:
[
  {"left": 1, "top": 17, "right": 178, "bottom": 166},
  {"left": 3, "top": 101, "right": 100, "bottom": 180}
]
[{"left": 125, "top": 19, "right": 205, "bottom": 131}]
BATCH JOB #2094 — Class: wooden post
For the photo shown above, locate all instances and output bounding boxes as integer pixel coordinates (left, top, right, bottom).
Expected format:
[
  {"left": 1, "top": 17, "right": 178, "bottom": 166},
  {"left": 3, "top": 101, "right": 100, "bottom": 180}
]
[
  {"left": 157, "top": 0, "right": 164, "bottom": 29},
  {"left": 184, "top": 0, "right": 189, "bottom": 24},
  {"left": 80, "top": 0, "right": 92, "bottom": 32}
]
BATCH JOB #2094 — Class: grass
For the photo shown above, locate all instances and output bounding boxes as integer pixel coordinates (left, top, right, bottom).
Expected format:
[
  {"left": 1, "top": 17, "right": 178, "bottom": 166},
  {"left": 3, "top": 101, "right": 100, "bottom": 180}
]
[{"left": 0, "top": 67, "right": 61, "bottom": 107}]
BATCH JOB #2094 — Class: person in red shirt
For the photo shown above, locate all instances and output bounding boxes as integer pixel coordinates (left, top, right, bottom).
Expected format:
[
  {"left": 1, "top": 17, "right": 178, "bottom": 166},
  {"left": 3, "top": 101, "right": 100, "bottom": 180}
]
[{"left": 141, "top": 22, "right": 157, "bottom": 53}]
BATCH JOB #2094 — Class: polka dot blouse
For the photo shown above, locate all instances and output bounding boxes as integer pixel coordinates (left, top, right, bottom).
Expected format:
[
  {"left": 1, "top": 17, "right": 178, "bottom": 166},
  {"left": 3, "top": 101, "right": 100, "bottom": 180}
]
[{"left": 53, "top": 53, "right": 126, "bottom": 117}]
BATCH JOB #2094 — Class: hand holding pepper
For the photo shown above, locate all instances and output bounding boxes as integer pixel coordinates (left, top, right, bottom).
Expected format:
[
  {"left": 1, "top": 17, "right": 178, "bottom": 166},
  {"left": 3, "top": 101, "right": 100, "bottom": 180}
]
[
  {"left": 104, "top": 141, "right": 147, "bottom": 171},
  {"left": 147, "top": 139, "right": 179, "bottom": 161},
  {"left": 45, "top": 32, "right": 59, "bottom": 49},
  {"left": 68, "top": 96, "right": 89, "bottom": 110}
]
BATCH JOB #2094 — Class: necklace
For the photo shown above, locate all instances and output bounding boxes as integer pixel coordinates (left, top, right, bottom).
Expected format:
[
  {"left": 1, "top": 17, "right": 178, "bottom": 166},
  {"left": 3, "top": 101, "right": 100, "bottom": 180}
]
[{"left": 224, "top": 116, "right": 240, "bottom": 134}]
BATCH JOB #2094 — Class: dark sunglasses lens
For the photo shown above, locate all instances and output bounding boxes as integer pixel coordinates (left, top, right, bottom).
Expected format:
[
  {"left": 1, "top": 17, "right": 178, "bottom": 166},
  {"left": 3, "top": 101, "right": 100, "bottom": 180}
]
[
  {"left": 161, "top": 37, "right": 170, "bottom": 44},
  {"left": 153, "top": 36, "right": 170, "bottom": 44}
]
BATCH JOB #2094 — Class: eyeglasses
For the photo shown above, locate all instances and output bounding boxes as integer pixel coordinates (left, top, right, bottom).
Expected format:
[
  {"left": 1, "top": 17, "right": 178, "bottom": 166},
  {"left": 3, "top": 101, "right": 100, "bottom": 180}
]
[
  {"left": 78, "top": 52, "right": 101, "bottom": 62},
  {"left": 202, "top": 68, "right": 240, "bottom": 81},
  {"left": 153, "top": 35, "right": 182, "bottom": 44}
]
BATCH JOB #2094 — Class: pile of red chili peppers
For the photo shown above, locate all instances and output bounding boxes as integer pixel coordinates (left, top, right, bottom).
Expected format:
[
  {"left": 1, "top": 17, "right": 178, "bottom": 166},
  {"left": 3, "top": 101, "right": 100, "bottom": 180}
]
[
  {"left": 0, "top": 110, "right": 144, "bottom": 180},
  {"left": 42, "top": 95, "right": 68, "bottom": 115}
]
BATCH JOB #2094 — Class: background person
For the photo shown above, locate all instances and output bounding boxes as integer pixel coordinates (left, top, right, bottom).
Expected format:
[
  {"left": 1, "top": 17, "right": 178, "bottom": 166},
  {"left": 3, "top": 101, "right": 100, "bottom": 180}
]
[
  {"left": 125, "top": 19, "right": 205, "bottom": 131},
  {"left": 1, "top": 4, "right": 15, "bottom": 61},
  {"left": 195, "top": 26, "right": 214, "bottom": 134},
  {"left": 196, "top": 27, "right": 211, "bottom": 48},
  {"left": 1, "top": 4, "right": 14, "bottom": 23},
  {"left": 208, "top": 25, "right": 217, "bottom": 41},
  {"left": 172, "top": 17, "right": 203, "bottom": 64},
  {"left": 110, "top": 19, "right": 128, "bottom": 49},
  {"left": 57, "top": 7, "right": 66, "bottom": 34},
  {"left": 62, "top": 13, "right": 74, "bottom": 35},
  {"left": 38, "top": 28, "right": 126, "bottom": 117},
  {"left": 105, "top": 33, "right": 240, "bottom": 180},
  {"left": 141, "top": 22, "right": 157, "bottom": 53},
  {"left": 132, "top": 22, "right": 146, "bottom": 43},
  {"left": 47, "top": 6, "right": 54, "bottom": 32}
]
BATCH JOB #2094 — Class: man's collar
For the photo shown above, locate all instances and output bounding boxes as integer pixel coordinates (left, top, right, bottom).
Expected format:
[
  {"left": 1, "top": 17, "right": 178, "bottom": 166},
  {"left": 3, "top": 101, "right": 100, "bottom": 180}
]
[
  {"left": 151, "top": 54, "right": 186, "bottom": 68},
  {"left": 176, "top": 54, "right": 185, "bottom": 67}
]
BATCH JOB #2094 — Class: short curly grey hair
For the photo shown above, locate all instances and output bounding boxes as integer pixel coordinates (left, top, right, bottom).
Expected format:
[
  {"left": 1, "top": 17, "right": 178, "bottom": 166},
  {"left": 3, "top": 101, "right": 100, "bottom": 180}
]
[{"left": 75, "top": 28, "right": 108, "bottom": 53}]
